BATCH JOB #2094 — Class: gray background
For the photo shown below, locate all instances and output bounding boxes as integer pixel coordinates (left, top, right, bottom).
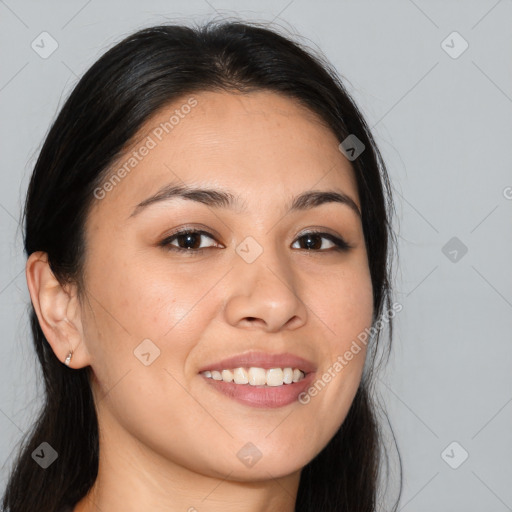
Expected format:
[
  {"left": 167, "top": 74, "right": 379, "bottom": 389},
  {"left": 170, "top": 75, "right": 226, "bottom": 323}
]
[{"left": 1, "top": 1, "right": 511, "bottom": 510}]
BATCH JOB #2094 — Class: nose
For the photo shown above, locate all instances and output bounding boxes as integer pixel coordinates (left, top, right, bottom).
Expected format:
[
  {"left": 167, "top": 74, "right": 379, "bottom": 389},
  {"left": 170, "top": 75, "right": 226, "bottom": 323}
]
[{"left": 223, "top": 247, "right": 308, "bottom": 333}]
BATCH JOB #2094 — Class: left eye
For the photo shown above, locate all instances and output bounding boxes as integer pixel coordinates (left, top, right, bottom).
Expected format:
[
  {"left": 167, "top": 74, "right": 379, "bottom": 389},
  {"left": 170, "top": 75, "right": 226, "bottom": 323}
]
[{"left": 291, "top": 232, "right": 349, "bottom": 251}]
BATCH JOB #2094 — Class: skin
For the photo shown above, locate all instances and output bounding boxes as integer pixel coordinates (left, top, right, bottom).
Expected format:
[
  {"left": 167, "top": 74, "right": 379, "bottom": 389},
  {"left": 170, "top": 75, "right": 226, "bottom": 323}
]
[{"left": 26, "top": 90, "right": 374, "bottom": 512}]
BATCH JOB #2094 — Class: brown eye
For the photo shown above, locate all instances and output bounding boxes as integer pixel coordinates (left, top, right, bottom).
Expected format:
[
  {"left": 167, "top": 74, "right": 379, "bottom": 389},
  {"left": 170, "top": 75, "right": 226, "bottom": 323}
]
[
  {"left": 292, "top": 232, "right": 351, "bottom": 252},
  {"left": 159, "top": 229, "right": 351, "bottom": 255},
  {"left": 160, "top": 230, "right": 220, "bottom": 253}
]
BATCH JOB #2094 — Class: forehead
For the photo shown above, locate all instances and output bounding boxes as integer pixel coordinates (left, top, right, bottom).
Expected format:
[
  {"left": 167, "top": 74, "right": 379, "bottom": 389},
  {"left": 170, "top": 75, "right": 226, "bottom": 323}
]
[{"left": 89, "top": 90, "right": 359, "bottom": 221}]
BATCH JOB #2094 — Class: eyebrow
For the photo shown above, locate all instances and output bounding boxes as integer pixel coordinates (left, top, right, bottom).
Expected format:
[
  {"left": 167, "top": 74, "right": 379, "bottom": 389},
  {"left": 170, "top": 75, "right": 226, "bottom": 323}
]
[{"left": 128, "top": 183, "right": 361, "bottom": 219}]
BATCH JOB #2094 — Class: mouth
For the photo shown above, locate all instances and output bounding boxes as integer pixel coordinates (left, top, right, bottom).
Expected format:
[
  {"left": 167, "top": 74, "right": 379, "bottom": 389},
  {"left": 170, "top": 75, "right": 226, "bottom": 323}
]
[
  {"left": 198, "top": 351, "right": 316, "bottom": 408},
  {"left": 201, "top": 366, "right": 307, "bottom": 386}
]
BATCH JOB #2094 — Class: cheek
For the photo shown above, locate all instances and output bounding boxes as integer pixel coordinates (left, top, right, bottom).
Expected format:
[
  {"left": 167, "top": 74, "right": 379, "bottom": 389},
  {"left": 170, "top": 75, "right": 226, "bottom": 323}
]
[
  {"left": 81, "top": 246, "right": 220, "bottom": 402},
  {"left": 82, "top": 257, "right": 231, "bottom": 472},
  {"left": 313, "top": 261, "right": 374, "bottom": 345},
  {"left": 295, "top": 262, "right": 373, "bottom": 440},
  {"left": 87, "top": 248, "right": 217, "bottom": 338}
]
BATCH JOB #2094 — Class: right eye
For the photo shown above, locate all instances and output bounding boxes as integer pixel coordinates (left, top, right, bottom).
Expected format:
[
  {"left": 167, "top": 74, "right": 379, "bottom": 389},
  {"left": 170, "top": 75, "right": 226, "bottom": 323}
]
[{"left": 159, "top": 229, "right": 222, "bottom": 254}]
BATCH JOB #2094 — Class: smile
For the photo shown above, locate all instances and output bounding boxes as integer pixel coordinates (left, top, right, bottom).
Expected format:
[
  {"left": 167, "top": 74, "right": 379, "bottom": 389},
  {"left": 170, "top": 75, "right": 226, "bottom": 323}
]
[
  {"left": 200, "top": 368, "right": 315, "bottom": 408},
  {"left": 200, "top": 367, "right": 306, "bottom": 386}
]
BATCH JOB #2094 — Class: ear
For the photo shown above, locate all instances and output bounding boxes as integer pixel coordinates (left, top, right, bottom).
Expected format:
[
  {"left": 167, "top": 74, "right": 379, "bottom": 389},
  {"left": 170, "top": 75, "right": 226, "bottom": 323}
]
[{"left": 26, "top": 251, "right": 91, "bottom": 369}]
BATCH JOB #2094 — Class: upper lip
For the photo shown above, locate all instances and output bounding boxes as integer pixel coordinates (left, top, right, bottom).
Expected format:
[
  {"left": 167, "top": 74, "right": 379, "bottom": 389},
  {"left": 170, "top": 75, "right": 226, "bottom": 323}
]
[{"left": 198, "top": 351, "right": 317, "bottom": 374}]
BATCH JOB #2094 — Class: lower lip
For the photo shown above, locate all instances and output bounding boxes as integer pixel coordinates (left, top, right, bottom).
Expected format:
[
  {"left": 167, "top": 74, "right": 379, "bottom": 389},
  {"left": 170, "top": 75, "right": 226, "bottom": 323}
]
[{"left": 200, "top": 372, "right": 316, "bottom": 408}]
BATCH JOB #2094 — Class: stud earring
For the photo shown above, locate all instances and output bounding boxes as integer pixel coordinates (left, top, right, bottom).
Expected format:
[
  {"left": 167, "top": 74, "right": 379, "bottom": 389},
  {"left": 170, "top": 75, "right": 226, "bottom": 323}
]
[{"left": 64, "top": 350, "right": 73, "bottom": 366}]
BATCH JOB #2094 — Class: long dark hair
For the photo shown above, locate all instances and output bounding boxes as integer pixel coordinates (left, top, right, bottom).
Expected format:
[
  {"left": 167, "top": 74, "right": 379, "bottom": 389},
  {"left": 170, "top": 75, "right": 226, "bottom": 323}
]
[{"left": 2, "top": 19, "right": 401, "bottom": 511}]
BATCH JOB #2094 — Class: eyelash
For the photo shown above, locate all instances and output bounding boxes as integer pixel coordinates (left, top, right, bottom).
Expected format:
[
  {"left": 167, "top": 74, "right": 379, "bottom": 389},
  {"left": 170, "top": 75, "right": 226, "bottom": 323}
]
[{"left": 159, "top": 228, "right": 352, "bottom": 255}]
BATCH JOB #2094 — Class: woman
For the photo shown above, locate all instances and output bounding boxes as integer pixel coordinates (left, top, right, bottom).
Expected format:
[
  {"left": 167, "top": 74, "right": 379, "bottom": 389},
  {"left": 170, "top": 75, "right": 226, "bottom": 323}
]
[{"left": 2, "top": 20, "right": 401, "bottom": 511}]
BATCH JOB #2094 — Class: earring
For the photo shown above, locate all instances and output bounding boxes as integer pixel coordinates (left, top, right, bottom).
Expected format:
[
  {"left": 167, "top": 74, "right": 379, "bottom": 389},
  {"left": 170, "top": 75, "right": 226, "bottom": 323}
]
[{"left": 64, "top": 350, "right": 73, "bottom": 366}]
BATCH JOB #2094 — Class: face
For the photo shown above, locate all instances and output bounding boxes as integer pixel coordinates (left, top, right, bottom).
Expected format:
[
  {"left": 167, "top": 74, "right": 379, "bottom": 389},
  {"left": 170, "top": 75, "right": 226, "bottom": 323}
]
[{"left": 80, "top": 90, "right": 373, "bottom": 481}]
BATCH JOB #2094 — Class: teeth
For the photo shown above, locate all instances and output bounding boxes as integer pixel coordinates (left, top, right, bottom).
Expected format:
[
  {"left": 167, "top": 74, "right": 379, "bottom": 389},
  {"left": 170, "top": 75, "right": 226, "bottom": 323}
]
[
  {"left": 266, "top": 368, "right": 284, "bottom": 386},
  {"left": 221, "top": 369, "right": 234, "bottom": 382},
  {"left": 248, "top": 367, "right": 266, "bottom": 386},
  {"left": 201, "top": 367, "right": 306, "bottom": 386},
  {"left": 233, "top": 367, "right": 249, "bottom": 384}
]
